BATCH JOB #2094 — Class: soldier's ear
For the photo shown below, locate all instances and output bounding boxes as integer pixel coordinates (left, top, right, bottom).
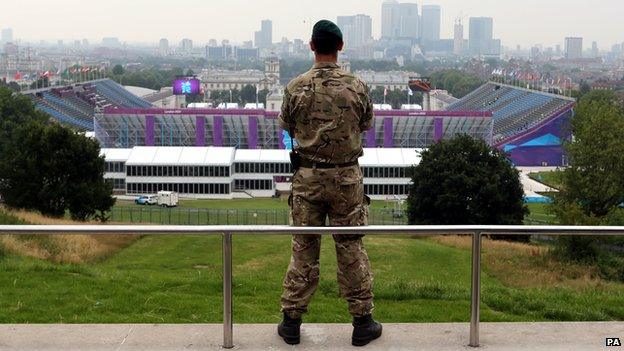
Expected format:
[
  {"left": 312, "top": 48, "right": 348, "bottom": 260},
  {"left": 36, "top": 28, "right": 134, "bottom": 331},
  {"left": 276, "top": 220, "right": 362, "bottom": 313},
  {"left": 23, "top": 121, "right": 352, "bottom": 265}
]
[
  {"left": 309, "top": 40, "right": 316, "bottom": 52},
  {"left": 337, "top": 40, "right": 344, "bottom": 52}
]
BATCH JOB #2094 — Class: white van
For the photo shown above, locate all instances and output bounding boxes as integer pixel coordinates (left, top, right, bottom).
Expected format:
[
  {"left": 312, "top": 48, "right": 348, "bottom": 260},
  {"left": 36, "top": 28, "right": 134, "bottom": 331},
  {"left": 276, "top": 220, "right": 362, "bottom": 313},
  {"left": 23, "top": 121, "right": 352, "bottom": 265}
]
[{"left": 157, "top": 191, "right": 179, "bottom": 207}]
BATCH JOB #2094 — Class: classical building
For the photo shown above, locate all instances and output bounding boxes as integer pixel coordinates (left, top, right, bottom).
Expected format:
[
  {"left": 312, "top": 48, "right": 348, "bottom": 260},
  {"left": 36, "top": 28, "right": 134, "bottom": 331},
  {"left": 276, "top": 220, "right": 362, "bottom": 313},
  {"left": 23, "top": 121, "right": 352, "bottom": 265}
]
[
  {"left": 200, "top": 58, "right": 280, "bottom": 92},
  {"left": 355, "top": 70, "right": 419, "bottom": 91}
]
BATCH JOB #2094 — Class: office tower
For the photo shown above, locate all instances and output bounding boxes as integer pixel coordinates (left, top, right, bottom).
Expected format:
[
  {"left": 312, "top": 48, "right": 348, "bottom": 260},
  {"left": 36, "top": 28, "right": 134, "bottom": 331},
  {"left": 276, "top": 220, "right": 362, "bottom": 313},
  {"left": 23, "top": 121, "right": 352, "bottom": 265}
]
[
  {"left": 254, "top": 20, "right": 273, "bottom": 49},
  {"left": 421, "top": 5, "right": 441, "bottom": 42},
  {"left": 102, "top": 37, "right": 121, "bottom": 48},
  {"left": 337, "top": 14, "right": 373, "bottom": 49},
  {"left": 564, "top": 37, "right": 583, "bottom": 59},
  {"left": 159, "top": 38, "right": 169, "bottom": 56},
  {"left": 180, "top": 38, "right": 193, "bottom": 54},
  {"left": 591, "top": 41, "right": 599, "bottom": 58},
  {"left": 398, "top": 3, "right": 419, "bottom": 39},
  {"left": 453, "top": 20, "right": 464, "bottom": 55},
  {"left": 1, "top": 28, "right": 13, "bottom": 44},
  {"left": 381, "top": 0, "right": 400, "bottom": 38},
  {"left": 468, "top": 17, "right": 493, "bottom": 56}
]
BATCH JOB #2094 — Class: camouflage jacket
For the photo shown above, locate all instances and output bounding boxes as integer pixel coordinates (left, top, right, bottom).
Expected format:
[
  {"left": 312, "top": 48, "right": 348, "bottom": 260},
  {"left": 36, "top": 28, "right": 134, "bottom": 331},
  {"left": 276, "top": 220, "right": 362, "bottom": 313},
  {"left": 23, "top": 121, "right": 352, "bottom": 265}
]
[{"left": 279, "top": 62, "right": 374, "bottom": 164}]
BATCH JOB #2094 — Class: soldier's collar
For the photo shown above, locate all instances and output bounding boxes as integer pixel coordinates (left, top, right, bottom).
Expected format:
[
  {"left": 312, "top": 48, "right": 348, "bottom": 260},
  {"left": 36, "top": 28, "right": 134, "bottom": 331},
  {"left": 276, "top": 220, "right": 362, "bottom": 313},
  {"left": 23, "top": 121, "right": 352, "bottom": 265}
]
[{"left": 313, "top": 62, "right": 339, "bottom": 69}]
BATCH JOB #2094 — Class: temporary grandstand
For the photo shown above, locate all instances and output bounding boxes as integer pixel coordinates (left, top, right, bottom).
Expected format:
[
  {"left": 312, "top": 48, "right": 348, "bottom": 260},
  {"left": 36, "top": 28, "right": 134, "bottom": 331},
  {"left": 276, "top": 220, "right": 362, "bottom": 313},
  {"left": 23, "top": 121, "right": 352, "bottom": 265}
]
[
  {"left": 94, "top": 108, "right": 493, "bottom": 149},
  {"left": 24, "top": 79, "right": 153, "bottom": 131},
  {"left": 102, "top": 146, "right": 422, "bottom": 199},
  {"left": 445, "top": 82, "right": 575, "bottom": 166}
]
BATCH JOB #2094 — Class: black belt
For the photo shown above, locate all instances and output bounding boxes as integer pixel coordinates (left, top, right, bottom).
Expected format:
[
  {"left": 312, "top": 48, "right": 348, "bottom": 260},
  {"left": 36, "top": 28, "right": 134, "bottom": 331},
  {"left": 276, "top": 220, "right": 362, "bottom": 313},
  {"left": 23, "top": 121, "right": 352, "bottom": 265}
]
[{"left": 300, "top": 159, "right": 359, "bottom": 169}]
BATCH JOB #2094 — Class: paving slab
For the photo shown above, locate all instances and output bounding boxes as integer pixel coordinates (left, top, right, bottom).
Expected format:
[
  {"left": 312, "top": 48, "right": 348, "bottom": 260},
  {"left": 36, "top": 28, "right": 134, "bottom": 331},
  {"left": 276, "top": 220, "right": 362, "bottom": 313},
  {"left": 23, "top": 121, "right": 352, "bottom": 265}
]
[{"left": 0, "top": 322, "right": 622, "bottom": 351}]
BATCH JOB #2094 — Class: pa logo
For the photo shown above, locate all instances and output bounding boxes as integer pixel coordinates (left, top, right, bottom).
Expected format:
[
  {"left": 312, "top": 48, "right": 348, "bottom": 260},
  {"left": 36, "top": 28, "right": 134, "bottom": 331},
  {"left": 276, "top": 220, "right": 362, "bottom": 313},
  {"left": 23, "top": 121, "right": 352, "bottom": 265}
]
[{"left": 606, "top": 337, "right": 622, "bottom": 347}]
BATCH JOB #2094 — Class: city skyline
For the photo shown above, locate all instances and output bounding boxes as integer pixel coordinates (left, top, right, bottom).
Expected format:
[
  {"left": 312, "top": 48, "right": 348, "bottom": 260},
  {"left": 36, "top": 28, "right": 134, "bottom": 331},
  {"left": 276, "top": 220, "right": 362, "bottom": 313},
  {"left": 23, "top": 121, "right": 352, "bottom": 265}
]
[{"left": 0, "top": 0, "right": 622, "bottom": 49}]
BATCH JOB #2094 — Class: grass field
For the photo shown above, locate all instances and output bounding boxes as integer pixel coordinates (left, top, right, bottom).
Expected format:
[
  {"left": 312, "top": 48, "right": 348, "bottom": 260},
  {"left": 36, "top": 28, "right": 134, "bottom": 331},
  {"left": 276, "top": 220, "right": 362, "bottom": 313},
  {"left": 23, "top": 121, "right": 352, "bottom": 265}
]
[
  {"left": 529, "top": 171, "right": 564, "bottom": 190},
  {"left": 1, "top": 233, "right": 623, "bottom": 323}
]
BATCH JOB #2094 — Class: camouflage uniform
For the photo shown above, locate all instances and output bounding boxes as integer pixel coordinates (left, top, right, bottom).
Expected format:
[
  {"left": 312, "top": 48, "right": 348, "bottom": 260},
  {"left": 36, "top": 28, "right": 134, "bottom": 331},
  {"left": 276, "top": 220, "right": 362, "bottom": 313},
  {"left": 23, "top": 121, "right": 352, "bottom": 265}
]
[{"left": 278, "top": 62, "right": 375, "bottom": 319}]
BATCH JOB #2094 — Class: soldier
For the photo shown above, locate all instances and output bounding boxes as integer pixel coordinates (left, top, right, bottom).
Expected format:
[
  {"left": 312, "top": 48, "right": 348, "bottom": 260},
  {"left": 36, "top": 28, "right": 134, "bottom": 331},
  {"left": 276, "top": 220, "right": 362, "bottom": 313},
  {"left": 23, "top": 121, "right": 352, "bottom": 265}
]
[{"left": 277, "top": 20, "right": 382, "bottom": 347}]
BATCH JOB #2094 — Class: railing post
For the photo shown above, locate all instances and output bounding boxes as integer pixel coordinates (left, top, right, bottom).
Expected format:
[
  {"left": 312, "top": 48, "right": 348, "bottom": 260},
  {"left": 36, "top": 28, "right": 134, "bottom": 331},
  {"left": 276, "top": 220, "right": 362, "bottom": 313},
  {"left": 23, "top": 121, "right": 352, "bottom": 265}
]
[
  {"left": 222, "top": 232, "right": 234, "bottom": 349},
  {"left": 469, "top": 231, "right": 482, "bottom": 347}
]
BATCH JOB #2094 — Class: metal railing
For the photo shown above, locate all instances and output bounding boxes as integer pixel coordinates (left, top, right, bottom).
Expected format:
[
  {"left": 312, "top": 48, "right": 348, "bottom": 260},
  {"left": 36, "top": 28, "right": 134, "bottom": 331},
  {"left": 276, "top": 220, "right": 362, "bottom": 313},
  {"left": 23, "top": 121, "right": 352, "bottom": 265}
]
[{"left": 1, "top": 224, "right": 623, "bottom": 349}]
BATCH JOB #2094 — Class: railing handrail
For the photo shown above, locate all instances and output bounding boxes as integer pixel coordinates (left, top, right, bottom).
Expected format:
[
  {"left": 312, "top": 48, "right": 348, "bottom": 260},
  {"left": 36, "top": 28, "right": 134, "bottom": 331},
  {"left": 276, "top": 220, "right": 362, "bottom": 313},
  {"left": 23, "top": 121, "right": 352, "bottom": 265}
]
[
  {"left": 2, "top": 224, "right": 624, "bottom": 236},
  {"left": 2, "top": 224, "right": 624, "bottom": 349}
]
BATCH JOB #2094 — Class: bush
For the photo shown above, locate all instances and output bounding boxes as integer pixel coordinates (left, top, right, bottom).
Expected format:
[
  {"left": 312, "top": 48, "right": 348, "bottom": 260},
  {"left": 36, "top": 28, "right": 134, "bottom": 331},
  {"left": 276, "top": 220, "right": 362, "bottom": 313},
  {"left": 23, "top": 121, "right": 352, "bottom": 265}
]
[{"left": 407, "top": 135, "right": 528, "bottom": 241}]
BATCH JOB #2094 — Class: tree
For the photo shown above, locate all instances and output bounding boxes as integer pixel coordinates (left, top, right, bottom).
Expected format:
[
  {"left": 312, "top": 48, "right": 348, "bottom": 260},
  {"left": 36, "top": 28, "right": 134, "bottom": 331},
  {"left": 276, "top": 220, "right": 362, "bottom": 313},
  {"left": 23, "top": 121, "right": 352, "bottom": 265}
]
[
  {"left": 0, "top": 90, "right": 115, "bottom": 220},
  {"left": 240, "top": 84, "right": 257, "bottom": 104},
  {"left": 429, "top": 70, "right": 484, "bottom": 98},
  {"left": 407, "top": 135, "right": 527, "bottom": 240},
  {"left": 551, "top": 90, "right": 624, "bottom": 269},
  {"left": 112, "top": 64, "right": 125, "bottom": 75}
]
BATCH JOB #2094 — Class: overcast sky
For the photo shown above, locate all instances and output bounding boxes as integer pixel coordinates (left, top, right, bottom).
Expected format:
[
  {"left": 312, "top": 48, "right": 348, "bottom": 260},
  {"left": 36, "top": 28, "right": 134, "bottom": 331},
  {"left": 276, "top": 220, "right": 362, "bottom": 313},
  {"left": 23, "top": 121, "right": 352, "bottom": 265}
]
[{"left": 1, "top": 0, "right": 622, "bottom": 49}]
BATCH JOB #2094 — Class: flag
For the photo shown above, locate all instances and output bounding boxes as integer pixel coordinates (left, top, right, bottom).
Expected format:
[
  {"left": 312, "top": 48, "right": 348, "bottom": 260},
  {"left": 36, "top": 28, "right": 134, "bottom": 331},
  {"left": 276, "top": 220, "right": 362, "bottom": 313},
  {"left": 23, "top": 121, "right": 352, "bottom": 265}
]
[
  {"left": 408, "top": 88, "right": 413, "bottom": 96},
  {"left": 384, "top": 88, "right": 388, "bottom": 96},
  {"left": 14, "top": 71, "right": 22, "bottom": 81}
]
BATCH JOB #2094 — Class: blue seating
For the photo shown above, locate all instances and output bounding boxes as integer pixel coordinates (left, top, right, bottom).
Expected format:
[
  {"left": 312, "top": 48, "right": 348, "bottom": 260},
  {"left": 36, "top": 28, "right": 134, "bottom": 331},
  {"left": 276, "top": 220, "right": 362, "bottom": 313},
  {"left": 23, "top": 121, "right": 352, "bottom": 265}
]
[
  {"left": 31, "top": 79, "right": 153, "bottom": 131},
  {"left": 444, "top": 82, "right": 574, "bottom": 143}
]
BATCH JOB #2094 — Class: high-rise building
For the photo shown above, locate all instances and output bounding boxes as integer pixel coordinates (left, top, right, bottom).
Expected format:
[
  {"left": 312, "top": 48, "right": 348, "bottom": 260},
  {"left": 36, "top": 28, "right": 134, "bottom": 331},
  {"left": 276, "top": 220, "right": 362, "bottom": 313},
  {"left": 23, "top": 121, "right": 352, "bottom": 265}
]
[
  {"left": 159, "top": 38, "right": 169, "bottom": 56},
  {"left": 468, "top": 17, "right": 493, "bottom": 56},
  {"left": 591, "top": 41, "right": 599, "bottom": 58},
  {"left": 453, "top": 20, "right": 464, "bottom": 55},
  {"left": 102, "top": 37, "right": 121, "bottom": 48},
  {"left": 337, "top": 14, "right": 373, "bottom": 59},
  {"left": 381, "top": 0, "right": 400, "bottom": 39},
  {"left": 398, "top": 3, "right": 419, "bottom": 39},
  {"left": 564, "top": 37, "right": 583, "bottom": 59},
  {"left": 337, "top": 14, "right": 372, "bottom": 48},
  {"left": 180, "top": 38, "right": 193, "bottom": 54},
  {"left": 421, "top": 5, "right": 441, "bottom": 42},
  {"left": 254, "top": 20, "right": 273, "bottom": 49},
  {"left": 381, "top": 1, "right": 420, "bottom": 40},
  {"left": 1, "top": 28, "right": 13, "bottom": 44}
]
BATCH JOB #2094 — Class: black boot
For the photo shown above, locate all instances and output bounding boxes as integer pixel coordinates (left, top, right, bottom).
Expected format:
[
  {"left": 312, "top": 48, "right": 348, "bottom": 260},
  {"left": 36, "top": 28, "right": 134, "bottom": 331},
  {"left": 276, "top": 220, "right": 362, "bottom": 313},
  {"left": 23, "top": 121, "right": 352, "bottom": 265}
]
[
  {"left": 352, "top": 315, "right": 382, "bottom": 346},
  {"left": 277, "top": 312, "right": 302, "bottom": 345}
]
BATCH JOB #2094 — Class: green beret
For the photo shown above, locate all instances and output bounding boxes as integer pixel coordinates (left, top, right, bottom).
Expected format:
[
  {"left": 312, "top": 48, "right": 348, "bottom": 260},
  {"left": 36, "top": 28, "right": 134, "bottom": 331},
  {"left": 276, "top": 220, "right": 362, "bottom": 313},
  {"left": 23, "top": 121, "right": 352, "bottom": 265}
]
[{"left": 312, "top": 20, "right": 343, "bottom": 41}]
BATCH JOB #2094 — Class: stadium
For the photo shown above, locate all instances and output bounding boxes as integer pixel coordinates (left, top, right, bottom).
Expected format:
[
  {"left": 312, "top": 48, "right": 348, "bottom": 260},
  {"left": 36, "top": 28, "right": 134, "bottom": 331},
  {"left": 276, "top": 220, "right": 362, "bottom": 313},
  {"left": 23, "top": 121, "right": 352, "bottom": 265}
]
[{"left": 22, "top": 78, "right": 575, "bottom": 199}]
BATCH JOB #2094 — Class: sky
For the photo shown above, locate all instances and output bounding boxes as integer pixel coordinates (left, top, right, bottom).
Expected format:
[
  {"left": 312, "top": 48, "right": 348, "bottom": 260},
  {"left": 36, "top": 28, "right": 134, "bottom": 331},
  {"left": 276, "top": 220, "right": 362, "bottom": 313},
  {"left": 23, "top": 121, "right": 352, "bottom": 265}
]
[{"left": 0, "top": 0, "right": 622, "bottom": 50}]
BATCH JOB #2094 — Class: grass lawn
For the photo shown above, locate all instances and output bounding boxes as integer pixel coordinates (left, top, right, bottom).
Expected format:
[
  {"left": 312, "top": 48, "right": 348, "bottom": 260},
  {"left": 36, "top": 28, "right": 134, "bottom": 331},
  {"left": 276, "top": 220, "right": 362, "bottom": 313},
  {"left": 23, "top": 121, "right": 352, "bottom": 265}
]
[
  {"left": 529, "top": 171, "right": 564, "bottom": 190},
  {"left": 1, "top": 234, "right": 623, "bottom": 324},
  {"left": 525, "top": 203, "right": 557, "bottom": 224}
]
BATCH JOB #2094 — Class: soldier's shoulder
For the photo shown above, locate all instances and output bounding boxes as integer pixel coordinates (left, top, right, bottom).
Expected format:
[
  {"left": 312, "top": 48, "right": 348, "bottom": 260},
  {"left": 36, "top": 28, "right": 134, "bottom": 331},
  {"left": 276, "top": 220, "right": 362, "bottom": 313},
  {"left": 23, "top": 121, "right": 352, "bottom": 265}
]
[
  {"left": 346, "top": 72, "right": 369, "bottom": 92},
  {"left": 286, "top": 70, "right": 314, "bottom": 92}
]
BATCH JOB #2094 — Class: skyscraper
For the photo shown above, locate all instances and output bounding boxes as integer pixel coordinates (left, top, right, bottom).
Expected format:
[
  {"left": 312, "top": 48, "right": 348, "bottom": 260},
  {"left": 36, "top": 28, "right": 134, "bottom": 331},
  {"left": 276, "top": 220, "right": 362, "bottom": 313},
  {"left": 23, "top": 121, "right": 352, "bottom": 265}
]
[
  {"left": 381, "top": 0, "right": 400, "bottom": 39},
  {"left": 421, "top": 5, "right": 441, "bottom": 42},
  {"left": 591, "top": 41, "right": 599, "bottom": 58},
  {"left": 180, "top": 38, "right": 193, "bottom": 54},
  {"left": 398, "top": 3, "right": 419, "bottom": 39},
  {"left": 453, "top": 20, "right": 464, "bottom": 55},
  {"left": 381, "top": 1, "right": 420, "bottom": 40},
  {"left": 468, "top": 17, "right": 493, "bottom": 56},
  {"left": 159, "top": 38, "right": 169, "bottom": 56},
  {"left": 564, "top": 37, "right": 583, "bottom": 59},
  {"left": 1, "top": 28, "right": 13, "bottom": 44},
  {"left": 254, "top": 20, "right": 273, "bottom": 50},
  {"left": 337, "top": 14, "right": 373, "bottom": 59},
  {"left": 337, "top": 14, "right": 373, "bottom": 49}
]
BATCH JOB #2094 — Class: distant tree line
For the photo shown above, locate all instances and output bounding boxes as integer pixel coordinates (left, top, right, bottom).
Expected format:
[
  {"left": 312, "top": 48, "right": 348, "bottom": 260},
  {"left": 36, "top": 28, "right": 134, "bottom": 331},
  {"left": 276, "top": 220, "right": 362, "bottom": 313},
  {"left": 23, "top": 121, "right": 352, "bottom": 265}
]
[
  {"left": 428, "top": 69, "right": 485, "bottom": 98},
  {"left": 109, "top": 65, "right": 193, "bottom": 91}
]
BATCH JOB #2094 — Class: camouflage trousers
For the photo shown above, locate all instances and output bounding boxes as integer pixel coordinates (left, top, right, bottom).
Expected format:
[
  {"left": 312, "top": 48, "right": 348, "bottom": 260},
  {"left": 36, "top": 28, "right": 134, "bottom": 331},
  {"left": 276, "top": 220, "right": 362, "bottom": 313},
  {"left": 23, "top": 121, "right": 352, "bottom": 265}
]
[{"left": 281, "top": 165, "right": 374, "bottom": 319}]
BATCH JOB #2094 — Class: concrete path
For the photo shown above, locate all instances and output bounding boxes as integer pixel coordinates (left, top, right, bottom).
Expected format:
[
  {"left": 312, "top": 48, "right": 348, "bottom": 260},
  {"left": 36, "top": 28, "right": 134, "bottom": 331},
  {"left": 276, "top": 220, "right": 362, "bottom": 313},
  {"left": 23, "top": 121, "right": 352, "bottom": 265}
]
[{"left": 1, "top": 322, "right": 622, "bottom": 351}]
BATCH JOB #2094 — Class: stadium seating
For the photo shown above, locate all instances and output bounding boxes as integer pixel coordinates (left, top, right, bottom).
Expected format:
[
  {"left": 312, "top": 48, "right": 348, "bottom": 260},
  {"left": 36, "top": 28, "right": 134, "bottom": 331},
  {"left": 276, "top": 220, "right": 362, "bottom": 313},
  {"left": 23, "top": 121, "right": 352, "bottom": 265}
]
[
  {"left": 445, "top": 82, "right": 574, "bottom": 144},
  {"left": 28, "top": 79, "right": 153, "bottom": 131}
]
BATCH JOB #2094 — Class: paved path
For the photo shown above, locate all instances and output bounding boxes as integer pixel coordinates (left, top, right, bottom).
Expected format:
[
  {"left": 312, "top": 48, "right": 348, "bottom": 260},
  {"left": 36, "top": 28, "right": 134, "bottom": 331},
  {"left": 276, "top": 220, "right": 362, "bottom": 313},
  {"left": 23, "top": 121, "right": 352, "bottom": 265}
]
[{"left": 1, "top": 322, "right": 622, "bottom": 350}]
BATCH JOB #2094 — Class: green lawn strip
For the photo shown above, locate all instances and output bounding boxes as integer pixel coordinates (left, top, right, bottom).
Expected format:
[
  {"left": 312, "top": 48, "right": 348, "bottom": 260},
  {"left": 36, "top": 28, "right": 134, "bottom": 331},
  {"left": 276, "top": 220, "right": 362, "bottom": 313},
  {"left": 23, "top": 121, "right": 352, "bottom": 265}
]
[
  {"left": 1, "top": 235, "right": 622, "bottom": 323},
  {"left": 525, "top": 203, "right": 557, "bottom": 224},
  {"left": 528, "top": 171, "right": 564, "bottom": 190}
]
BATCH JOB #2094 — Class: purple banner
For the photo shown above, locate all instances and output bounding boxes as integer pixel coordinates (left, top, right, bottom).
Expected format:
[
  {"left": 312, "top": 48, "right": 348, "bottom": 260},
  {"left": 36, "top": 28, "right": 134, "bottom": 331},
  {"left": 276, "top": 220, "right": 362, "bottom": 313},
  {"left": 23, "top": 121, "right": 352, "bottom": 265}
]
[
  {"left": 195, "top": 116, "right": 205, "bottom": 146},
  {"left": 145, "top": 115, "right": 154, "bottom": 146},
  {"left": 383, "top": 117, "right": 393, "bottom": 148},
  {"left": 433, "top": 117, "right": 443, "bottom": 142},
  {"left": 278, "top": 129, "right": 285, "bottom": 149},
  {"left": 366, "top": 122, "right": 376, "bottom": 148},
  {"left": 248, "top": 116, "right": 259, "bottom": 149},
  {"left": 213, "top": 116, "right": 223, "bottom": 147}
]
